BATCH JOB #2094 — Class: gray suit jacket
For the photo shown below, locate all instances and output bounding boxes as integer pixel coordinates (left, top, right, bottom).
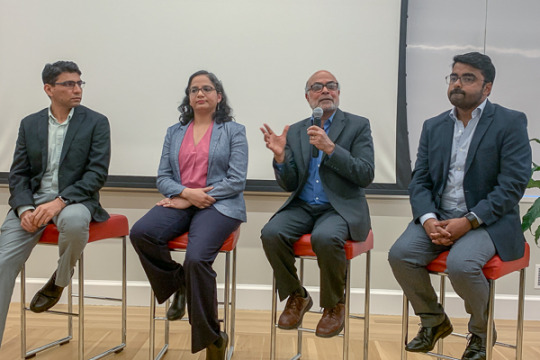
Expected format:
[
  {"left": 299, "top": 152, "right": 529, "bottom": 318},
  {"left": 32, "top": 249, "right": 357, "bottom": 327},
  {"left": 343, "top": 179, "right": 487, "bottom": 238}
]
[
  {"left": 409, "top": 100, "right": 531, "bottom": 261},
  {"left": 8, "top": 105, "right": 111, "bottom": 222},
  {"left": 156, "top": 120, "right": 248, "bottom": 222},
  {"left": 273, "top": 109, "right": 374, "bottom": 241}
]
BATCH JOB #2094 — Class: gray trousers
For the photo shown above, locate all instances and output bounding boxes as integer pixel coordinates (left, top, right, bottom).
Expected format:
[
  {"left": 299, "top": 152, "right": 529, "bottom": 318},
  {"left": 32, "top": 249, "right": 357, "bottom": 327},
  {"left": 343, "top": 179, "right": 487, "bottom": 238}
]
[
  {"left": 261, "top": 199, "right": 351, "bottom": 308},
  {"left": 0, "top": 203, "right": 91, "bottom": 346},
  {"left": 388, "top": 218, "right": 496, "bottom": 341}
]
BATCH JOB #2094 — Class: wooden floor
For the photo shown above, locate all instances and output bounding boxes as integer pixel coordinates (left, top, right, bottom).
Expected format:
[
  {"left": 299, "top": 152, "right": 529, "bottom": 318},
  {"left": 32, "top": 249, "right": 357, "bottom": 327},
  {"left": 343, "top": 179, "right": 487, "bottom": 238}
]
[{"left": 1, "top": 304, "right": 539, "bottom": 359}]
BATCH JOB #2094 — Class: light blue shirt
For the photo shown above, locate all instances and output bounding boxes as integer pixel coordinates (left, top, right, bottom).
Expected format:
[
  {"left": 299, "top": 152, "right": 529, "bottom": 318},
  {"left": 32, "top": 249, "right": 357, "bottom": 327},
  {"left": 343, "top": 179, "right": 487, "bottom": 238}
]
[
  {"left": 16, "top": 107, "right": 74, "bottom": 216},
  {"left": 420, "top": 99, "right": 487, "bottom": 225}
]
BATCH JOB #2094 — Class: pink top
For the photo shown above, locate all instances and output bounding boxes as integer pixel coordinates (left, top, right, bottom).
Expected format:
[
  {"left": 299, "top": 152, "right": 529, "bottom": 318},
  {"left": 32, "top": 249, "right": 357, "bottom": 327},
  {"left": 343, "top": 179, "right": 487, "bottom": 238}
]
[{"left": 178, "top": 122, "right": 213, "bottom": 188}]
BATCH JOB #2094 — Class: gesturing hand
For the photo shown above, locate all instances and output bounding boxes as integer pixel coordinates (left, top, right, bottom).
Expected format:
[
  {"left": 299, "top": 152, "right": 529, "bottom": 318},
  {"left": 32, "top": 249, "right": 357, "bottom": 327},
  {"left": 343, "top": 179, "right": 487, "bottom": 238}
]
[{"left": 260, "top": 123, "right": 289, "bottom": 163}]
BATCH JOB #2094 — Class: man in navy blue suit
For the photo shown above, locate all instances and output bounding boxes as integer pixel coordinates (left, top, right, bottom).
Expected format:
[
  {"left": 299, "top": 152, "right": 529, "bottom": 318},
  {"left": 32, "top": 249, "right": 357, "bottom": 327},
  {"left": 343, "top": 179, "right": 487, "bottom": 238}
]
[{"left": 389, "top": 52, "right": 531, "bottom": 360}]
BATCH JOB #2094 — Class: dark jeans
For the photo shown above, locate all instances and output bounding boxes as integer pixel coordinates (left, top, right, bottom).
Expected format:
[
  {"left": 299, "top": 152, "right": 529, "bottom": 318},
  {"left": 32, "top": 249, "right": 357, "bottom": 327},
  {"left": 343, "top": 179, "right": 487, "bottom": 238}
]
[{"left": 130, "top": 205, "right": 241, "bottom": 353}]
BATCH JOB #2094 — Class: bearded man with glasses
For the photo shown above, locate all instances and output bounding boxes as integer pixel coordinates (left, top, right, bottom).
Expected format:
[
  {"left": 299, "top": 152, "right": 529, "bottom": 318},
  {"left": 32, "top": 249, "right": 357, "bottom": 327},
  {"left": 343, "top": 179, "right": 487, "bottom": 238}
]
[
  {"left": 0, "top": 60, "right": 111, "bottom": 347},
  {"left": 388, "top": 52, "right": 531, "bottom": 360},
  {"left": 260, "top": 70, "right": 374, "bottom": 338}
]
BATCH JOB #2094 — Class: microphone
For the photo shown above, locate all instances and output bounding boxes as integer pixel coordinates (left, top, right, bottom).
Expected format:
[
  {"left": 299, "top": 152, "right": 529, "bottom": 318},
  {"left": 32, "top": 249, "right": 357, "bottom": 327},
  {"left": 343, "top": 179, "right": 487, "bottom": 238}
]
[{"left": 311, "top": 107, "right": 323, "bottom": 157}]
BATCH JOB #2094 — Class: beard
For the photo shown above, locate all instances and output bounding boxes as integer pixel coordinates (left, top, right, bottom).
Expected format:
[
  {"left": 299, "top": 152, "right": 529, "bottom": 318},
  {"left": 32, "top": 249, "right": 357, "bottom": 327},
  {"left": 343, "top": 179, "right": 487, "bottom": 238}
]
[{"left": 448, "top": 88, "right": 484, "bottom": 111}]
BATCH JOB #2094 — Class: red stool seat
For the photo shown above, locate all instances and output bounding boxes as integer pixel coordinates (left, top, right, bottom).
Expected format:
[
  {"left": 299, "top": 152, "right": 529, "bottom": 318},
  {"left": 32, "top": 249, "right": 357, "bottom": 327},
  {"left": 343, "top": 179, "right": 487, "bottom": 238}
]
[
  {"left": 293, "top": 231, "right": 374, "bottom": 259},
  {"left": 39, "top": 213, "right": 130, "bottom": 244},
  {"left": 426, "top": 242, "right": 530, "bottom": 279},
  {"left": 21, "top": 213, "right": 129, "bottom": 359},
  {"left": 167, "top": 227, "right": 240, "bottom": 252},
  {"left": 271, "top": 229, "right": 373, "bottom": 360},
  {"left": 401, "top": 242, "right": 530, "bottom": 360}
]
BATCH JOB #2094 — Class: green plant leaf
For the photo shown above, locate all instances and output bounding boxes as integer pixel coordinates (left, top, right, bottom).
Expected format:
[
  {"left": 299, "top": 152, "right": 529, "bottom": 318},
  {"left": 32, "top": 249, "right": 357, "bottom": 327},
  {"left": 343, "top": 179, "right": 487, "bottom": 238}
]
[
  {"left": 527, "top": 179, "right": 540, "bottom": 189},
  {"left": 535, "top": 226, "right": 540, "bottom": 245},
  {"left": 522, "top": 197, "right": 540, "bottom": 231},
  {"left": 530, "top": 138, "right": 540, "bottom": 144}
]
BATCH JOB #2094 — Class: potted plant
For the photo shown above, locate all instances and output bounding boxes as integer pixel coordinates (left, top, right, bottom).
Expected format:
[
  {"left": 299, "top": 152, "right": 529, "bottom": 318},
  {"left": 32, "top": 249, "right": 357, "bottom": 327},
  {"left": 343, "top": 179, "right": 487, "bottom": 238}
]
[{"left": 522, "top": 138, "right": 540, "bottom": 245}]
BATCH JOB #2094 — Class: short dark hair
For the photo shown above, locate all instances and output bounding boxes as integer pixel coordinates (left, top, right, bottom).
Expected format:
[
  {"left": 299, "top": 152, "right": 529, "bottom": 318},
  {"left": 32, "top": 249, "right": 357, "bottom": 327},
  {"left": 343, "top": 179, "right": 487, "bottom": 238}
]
[
  {"left": 177, "top": 70, "right": 234, "bottom": 125},
  {"left": 452, "top": 52, "right": 496, "bottom": 83},
  {"left": 42, "top": 61, "right": 81, "bottom": 85}
]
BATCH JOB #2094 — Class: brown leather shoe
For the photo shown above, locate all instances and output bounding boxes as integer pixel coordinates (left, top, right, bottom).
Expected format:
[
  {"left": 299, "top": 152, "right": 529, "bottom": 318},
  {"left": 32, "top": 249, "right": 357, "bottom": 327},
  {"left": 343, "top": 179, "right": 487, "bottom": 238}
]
[
  {"left": 278, "top": 291, "right": 313, "bottom": 329},
  {"left": 315, "top": 303, "right": 345, "bottom": 338}
]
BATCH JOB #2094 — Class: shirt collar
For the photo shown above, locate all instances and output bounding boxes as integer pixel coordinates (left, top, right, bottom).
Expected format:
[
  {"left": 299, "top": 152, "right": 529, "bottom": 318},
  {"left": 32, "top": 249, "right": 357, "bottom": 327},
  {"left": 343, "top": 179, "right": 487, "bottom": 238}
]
[
  {"left": 48, "top": 107, "right": 75, "bottom": 125},
  {"left": 312, "top": 109, "right": 337, "bottom": 128}
]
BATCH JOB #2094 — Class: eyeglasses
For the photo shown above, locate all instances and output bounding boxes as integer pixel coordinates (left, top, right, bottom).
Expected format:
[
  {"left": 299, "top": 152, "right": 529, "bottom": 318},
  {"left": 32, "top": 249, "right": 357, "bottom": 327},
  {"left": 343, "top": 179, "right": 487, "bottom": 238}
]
[
  {"left": 54, "top": 80, "right": 85, "bottom": 88},
  {"left": 189, "top": 86, "right": 216, "bottom": 95},
  {"left": 306, "top": 81, "right": 339, "bottom": 93},
  {"left": 445, "top": 74, "right": 482, "bottom": 86}
]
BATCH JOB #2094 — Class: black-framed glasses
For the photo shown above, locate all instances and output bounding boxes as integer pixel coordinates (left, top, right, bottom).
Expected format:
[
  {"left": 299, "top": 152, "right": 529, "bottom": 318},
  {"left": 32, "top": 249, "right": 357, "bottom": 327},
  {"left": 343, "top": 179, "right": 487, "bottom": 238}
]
[
  {"left": 445, "top": 74, "right": 482, "bottom": 86},
  {"left": 189, "top": 86, "right": 216, "bottom": 95},
  {"left": 54, "top": 80, "right": 85, "bottom": 88},
  {"left": 306, "top": 81, "right": 339, "bottom": 93}
]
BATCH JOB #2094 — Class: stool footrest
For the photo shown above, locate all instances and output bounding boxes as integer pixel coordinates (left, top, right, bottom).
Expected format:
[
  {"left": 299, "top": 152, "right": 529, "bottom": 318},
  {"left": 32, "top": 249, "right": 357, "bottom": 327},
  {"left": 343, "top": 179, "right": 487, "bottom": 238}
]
[
  {"left": 25, "top": 336, "right": 72, "bottom": 358},
  {"left": 87, "top": 344, "right": 126, "bottom": 360},
  {"left": 423, "top": 351, "right": 460, "bottom": 360}
]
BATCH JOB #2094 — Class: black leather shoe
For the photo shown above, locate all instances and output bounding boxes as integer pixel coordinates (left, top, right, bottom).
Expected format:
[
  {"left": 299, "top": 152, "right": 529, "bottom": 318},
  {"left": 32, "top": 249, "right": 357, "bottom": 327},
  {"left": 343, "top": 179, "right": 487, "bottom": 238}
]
[
  {"left": 461, "top": 334, "right": 486, "bottom": 360},
  {"left": 30, "top": 271, "right": 64, "bottom": 313},
  {"left": 405, "top": 314, "right": 453, "bottom": 353},
  {"left": 206, "top": 331, "right": 228, "bottom": 360},
  {"left": 166, "top": 284, "right": 186, "bottom": 321}
]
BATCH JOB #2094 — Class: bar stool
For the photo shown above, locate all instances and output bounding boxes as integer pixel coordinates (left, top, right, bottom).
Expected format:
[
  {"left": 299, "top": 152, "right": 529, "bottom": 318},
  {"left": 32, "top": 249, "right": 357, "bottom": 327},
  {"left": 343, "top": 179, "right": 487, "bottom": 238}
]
[
  {"left": 20, "top": 213, "right": 129, "bottom": 359},
  {"left": 270, "top": 230, "right": 374, "bottom": 360},
  {"left": 149, "top": 227, "right": 240, "bottom": 360},
  {"left": 401, "top": 242, "right": 530, "bottom": 360}
]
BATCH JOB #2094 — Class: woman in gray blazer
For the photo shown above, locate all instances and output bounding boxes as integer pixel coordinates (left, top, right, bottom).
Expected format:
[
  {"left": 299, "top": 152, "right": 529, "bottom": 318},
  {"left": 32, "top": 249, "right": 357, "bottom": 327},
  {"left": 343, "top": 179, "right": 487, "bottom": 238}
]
[{"left": 130, "top": 70, "right": 248, "bottom": 360}]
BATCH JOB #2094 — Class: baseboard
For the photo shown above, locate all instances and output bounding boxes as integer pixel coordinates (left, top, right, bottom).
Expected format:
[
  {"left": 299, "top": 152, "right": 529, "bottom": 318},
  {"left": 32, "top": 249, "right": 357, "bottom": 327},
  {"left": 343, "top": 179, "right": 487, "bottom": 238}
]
[{"left": 14, "top": 279, "right": 540, "bottom": 321}]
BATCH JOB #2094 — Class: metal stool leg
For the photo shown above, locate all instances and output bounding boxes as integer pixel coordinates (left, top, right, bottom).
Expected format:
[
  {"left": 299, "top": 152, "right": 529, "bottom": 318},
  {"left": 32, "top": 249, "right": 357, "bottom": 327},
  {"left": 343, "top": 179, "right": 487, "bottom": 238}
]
[
  {"left": 437, "top": 274, "right": 446, "bottom": 360},
  {"left": 227, "top": 248, "right": 237, "bottom": 360},
  {"left": 270, "top": 275, "right": 278, "bottom": 360},
  {"left": 363, "top": 250, "right": 371, "bottom": 360},
  {"left": 343, "top": 259, "right": 351, "bottom": 360},
  {"left": 516, "top": 268, "right": 525, "bottom": 360},
  {"left": 401, "top": 294, "right": 409, "bottom": 360}
]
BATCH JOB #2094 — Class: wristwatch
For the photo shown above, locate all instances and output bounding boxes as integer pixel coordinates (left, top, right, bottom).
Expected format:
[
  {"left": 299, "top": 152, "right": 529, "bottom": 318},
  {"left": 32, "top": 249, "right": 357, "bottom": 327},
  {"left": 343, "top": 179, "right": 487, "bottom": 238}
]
[
  {"left": 56, "top": 196, "right": 71, "bottom": 205},
  {"left": 464, "top": 212, "right": 480, "bottom": 229}
]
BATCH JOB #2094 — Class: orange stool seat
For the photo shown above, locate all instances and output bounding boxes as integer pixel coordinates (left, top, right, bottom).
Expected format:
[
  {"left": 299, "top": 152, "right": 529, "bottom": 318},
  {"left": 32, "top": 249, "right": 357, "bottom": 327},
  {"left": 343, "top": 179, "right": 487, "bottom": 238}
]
[
  {"left": 150, "top": 227, "right": 240, "bottom": 360},
  {"left": 21, "top": 213, "right": 129, "bottom": 360},
  {"left": 167, "top": 228, "right": 240, "bottom": 252},
  {"left": 401, "top": 242, "right": 530, "bottom": 360},
  {"left": 271, "top": 230, "right": 374, "bottom": 360}
]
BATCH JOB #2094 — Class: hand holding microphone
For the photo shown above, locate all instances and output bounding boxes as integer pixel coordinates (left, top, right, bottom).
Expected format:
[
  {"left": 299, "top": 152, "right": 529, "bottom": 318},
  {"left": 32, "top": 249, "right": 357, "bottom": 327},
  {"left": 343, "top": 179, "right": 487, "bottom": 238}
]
[{"left": 311, "top": 107, "right": 323, "bottom": 157}]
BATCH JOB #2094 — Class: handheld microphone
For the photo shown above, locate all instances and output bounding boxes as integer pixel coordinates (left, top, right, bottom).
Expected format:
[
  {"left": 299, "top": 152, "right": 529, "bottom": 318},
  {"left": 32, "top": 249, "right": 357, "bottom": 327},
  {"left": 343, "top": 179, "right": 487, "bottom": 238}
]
[{"left": 311, "top": 107, "right": 323, "bottom": 157}]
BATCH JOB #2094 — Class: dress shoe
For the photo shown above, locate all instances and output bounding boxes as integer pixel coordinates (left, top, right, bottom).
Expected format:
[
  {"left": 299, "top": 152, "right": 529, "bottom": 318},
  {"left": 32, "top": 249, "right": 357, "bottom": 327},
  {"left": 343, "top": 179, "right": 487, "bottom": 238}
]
[
  {"left": 166, "top": 284, "right": 186, "bottom": 321},
  {"left": 405, "top": 314, "right": 453, "bottom": 352},
  {"left": 30, "top": 271, "right": 64, "bottom": 313},
  {"left": 315, "top": 303, "right": 345, "bottom": 338},
  {"left": 278, "top": 290, "right": 313, "bottom": 329},
  {"left": 461, "top": 334, "right": 486, "bottom": 360},
  {"left": 206, "top": 331, "right": 228, "bottom": 360}
]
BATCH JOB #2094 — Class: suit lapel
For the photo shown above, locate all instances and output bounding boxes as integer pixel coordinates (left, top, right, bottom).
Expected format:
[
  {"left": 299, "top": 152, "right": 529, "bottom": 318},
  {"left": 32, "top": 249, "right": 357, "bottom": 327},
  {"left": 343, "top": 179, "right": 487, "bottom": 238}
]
[
  {"left": 299, "top": 119, "right": 311, "bottom": 171},
  {"left": 326, "top": 109, "right": 346, "bottom": 159},
  {"left": 208, "top": 121, "right": 222, "bottom": 173},
  {"left": 439, "top": 115, "right": 454, "bottom": 181},
  {"left": 172, "top": 122, "right": 189, "bottom": 180},
  {"left": 465, "top": 101, "right": 494, "bottom": 173},
  {"left": 59, "top": 107, "right": 84, "bottom": 165},
  {"left": 37, "top": 110, "right": 49, "bottom": 170}
]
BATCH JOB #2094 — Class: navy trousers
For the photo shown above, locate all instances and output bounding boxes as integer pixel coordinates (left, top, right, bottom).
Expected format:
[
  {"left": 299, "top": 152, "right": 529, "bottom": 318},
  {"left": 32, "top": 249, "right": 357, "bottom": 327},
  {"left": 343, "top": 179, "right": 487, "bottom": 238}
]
[{"left": 130, "top": 205, "right": 241, "bottom": 353}]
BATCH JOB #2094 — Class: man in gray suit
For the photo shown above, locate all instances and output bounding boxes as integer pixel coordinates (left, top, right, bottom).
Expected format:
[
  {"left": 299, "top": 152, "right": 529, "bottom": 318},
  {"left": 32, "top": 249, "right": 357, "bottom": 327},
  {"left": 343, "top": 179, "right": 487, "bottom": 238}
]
[
  {"left": 260, "top": 70, "right": 374, "bottom": 338},
  {"left": 0, "top": 61, "right": 110, "bottom": 346},
  {"left": 388, "top": 52, "right": 531, "bottom": 360}
]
